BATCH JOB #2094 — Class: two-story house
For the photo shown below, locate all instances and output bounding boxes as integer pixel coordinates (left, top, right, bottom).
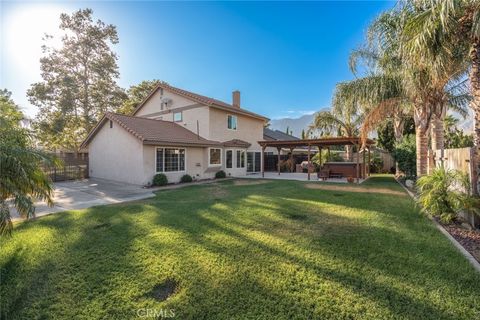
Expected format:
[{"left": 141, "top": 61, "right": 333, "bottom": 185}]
[{"left": 81, "top": 83, "right": 268, "bottom": 185}]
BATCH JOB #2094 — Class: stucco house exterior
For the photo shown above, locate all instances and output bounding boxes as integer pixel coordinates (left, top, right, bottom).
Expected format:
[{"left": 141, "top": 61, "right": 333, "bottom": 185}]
[{"left": 81, "top": 83, "right": 268, "bottom": 185}]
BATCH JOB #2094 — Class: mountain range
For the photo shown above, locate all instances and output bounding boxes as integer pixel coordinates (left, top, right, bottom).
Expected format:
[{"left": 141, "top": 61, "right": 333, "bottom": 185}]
[{"left": 269, "top": 109, "right": 474, "bottom": 139}]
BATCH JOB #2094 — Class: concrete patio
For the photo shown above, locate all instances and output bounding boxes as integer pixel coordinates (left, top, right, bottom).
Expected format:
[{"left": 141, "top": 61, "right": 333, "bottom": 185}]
[
  {"left": 11, "top": 178, "right": 156, "bottom": 221},
  {"left": 244, "top": 172, "right": 367, "bottom": 183}
]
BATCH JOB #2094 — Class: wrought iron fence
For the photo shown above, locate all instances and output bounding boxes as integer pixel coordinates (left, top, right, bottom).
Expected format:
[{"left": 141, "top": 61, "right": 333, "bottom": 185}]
[{"left": 41, "top": 153, "right": 89, "bottom": 182}]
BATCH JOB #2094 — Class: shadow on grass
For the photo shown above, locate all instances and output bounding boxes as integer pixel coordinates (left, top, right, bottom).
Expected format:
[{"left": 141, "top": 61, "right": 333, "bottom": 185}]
[{"left": 1, "top": 176, "right": 479, "bottom": 319}]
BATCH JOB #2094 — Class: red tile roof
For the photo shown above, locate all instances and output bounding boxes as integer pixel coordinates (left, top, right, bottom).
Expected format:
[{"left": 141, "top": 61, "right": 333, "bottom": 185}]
[
  {"left": 132, "top": 82, "right": 269, "bottom": 121},
  {"left": 81, "top": 112, "right": 221, "bottom": 148},
  {"left": 222, "top": 139, "right": 251, "bottom": 148}
]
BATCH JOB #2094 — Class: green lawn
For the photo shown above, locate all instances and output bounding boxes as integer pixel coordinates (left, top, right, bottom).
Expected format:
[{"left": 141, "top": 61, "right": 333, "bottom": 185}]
[{"left": 1, "top": 175, "right": 480, "bottom": 319}]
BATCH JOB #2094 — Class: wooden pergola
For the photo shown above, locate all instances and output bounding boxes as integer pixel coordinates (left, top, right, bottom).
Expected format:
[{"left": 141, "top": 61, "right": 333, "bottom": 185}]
[{"left": 258, "top": 137, "right": 375, "bottom": 183}]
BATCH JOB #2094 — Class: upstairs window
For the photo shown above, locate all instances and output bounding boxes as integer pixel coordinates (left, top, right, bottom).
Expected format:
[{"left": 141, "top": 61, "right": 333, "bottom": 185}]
[
  {"left": 209, "top": 148, "right": 222, "bottom": 166},
  {"left": 227, "top": 115, "right": 237, "bottom": 130},
  {"left": 173, "top": 112, "right": 182, "bottom": 122}
]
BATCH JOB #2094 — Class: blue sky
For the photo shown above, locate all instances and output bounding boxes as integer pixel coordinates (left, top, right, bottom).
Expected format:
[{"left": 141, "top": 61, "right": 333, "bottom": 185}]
[{"left": 1, "top": 1, "right": 393, "bottom": 119}]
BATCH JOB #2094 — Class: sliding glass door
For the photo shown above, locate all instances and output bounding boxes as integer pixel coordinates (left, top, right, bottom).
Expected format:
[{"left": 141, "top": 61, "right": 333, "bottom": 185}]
[{"left": 247, "top": 152, "right": 261, "bottom": 173}]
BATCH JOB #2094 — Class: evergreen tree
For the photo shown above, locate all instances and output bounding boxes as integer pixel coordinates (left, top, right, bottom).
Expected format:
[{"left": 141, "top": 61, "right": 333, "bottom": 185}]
[{"left": 28, "top": 8, "right": 126, "bottom": 152}]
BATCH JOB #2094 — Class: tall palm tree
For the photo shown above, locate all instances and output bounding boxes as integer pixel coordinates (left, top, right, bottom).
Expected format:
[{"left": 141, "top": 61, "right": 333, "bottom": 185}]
[
  {"left": 308, "top": 93, "right": 363, "bottom": 161},
  {"left": 347, "top": 7, "right": 469, "bottom": 176},
  {"left": 402, "top": 0, "right": 480, "bottom": 192}
]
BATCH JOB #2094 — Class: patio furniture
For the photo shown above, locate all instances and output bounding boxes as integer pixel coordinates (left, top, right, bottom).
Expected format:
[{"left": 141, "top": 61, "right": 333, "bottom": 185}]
[
  {"left": 323, "top": 162, "right": 365, "bottom": 179},
  {"left": 329, "top": 172, "right": 343, "bottom": 179},
  {"left": 318, "top": 169, "right": 330, "bottom": 181}
]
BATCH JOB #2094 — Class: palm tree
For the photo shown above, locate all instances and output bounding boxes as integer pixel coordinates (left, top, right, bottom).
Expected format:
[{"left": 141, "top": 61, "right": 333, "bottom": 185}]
[
  {"left": 402, "top": 0, "right": 480, "bottom": 192},
  {"left": 308, "top": 94, "right": 363, "bottom": 161},
  {"left": 345, "top": 7, "right": 469, "bottom": 176},
  {"left": 0, "top": 91, "right": 56, "bottom": 235}
]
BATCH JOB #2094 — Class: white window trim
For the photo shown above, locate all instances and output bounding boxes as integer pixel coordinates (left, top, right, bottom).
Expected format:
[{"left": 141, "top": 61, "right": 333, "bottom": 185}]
[
  {"left": 236, "top": 149, "right": 246, "bottom": 168},
  {"left": 225, "top": 149, "right": 234, "bottom": 169},
  {"left": 155, "top": 147, "right": 187, "bottom": 173},
  {"left": 173, "top": 111, "right": 182, "bottom": 122},
  {"left": 227, "top": 114, "right": 238, "bottom": 131},
  {"left": 208, "top": 147, "right": 223, "bottom": 167}
]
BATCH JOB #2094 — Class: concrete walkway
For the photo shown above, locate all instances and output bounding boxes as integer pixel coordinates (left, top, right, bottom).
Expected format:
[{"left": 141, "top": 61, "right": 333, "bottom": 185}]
[
  {"left": 11, "top": 177, "right": 231, "bottom": 221},
  {"left": 11, "top": 178, "right": 156, "bottom": 221}
]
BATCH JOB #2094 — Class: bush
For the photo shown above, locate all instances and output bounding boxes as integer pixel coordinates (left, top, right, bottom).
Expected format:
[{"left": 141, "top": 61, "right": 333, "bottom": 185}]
[
  {"left": 152, "top": 173, "right": 168, "bottom": 186},
  {"left": 180, "top": 174, "right": 193, "bottom": 183},
  {"left": 393, "top": 134, "right": 416, "bottom": 177},
  {"left": 215, "top": 170, "right": 226, "bottom": 179},
  {"left": 416, "top": 167, "right": 464, "bottom": 223},
  {"left": 369, "top": 154, "right": 384, "bottom": 173}
]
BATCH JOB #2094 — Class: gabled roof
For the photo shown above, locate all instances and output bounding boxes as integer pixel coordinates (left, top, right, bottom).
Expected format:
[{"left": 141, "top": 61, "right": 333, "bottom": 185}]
[
  {"left": 222, "top": 139, "right": 251, "bottom": 148},
  {"left": 132, "top": 82, "right": 269, "bottom": 121},
  {"left": 263, "top": 128, "right": 300, "bottom": 141},
  {"left": 81, "top": 112, "right": 221, "bottom": 148}
]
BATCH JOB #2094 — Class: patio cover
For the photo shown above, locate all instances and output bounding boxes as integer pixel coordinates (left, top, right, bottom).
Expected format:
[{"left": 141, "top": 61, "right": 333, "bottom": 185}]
[{"left": 257, "top": 137, "right": 375, "bottom": 183}]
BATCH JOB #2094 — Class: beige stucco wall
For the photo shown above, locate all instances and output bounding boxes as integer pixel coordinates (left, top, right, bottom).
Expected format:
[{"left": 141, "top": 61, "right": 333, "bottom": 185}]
[
  {"left": 208, "top": 108, "right": 265, "bottom": 151},
  {"left": 135, "top": 89, "right": 197, "bottom": 117},
  {"left": 88, "top": 120, "right": 148, "bottom": 185},
  {"left": 142, "top": 145, "right": 218, "bottom": 183},
  {"left": 129, "top": 87, "right": 267, "bottom": 177},
  {"left": 136, "top": 89, "right": 211, "bottom": 140}
]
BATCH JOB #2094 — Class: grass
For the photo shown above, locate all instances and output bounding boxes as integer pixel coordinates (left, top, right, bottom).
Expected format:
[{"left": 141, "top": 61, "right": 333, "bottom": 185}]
[{"left": 1, "top": 175, "right": 480, "bottom": 319}]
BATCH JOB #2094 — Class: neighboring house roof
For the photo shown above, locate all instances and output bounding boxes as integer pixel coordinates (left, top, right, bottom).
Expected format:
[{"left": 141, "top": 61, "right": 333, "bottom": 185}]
[
  {"left": 132, "top": 82, "right": 269, "bottom": 121},
  {"left": 222, "top": 139, "right": 251, "bottom": 148},
  {"left": 81, "top": 112, "right": 221, "bottom": 148},
  {"left": 263, "top": 128, "right": 300, "bottom": 141}
]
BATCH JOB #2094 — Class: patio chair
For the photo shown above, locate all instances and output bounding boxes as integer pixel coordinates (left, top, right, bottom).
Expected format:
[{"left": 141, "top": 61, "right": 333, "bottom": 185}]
[{"left": 318, "top": 169, "right": 330, "bottom": 181}]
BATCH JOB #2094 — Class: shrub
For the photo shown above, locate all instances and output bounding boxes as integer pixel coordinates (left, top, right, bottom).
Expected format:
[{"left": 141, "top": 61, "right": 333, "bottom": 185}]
[
  {"left": 369, "top": 154, "right": 384, "bottom": 173},
  {"left": 180, "top": 174, "right": 193, "bottom": 183},
  {"left": 416, "top": 167, "right": 464, "bottom": 223},
  {"left": 215, "top": 170, "right": 226, "bottom": 179},
  {"left": 152, "top": 173, "right": 168, "bottom": 186},
  {"left": 393, "top": 134, "right": 416, "bottom": 177}
]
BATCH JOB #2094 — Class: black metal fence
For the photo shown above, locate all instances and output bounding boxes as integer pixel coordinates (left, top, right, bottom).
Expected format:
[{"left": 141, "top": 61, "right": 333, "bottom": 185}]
[{"left": 41, "top": 153, "right": 89, "bottom": 182}]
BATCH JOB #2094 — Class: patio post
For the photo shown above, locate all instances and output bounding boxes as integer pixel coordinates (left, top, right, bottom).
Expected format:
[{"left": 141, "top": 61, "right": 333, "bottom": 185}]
[
  {"left": 277, "top": 147, "right": 282, "bottom": 175},
  {"left": 363, "top": 148, "right": 366, "bottom": 178},
  {"left": 319, "top": 146, "right": 322, "bottom": 167},
  {"left": 356, "top": 144, "right": 360, "bottom": 184},
  {"left": 289, "top": 148, "right": 294, "bottom": 173},
  {"left": 368, "top": 148, "right": 371, "bottom": 176},
  {"left": 261, "top": 145, "right": 266, "bottom": 178},
  {"left": 307, "top": 144, "right": 311, "bottom": 181}
]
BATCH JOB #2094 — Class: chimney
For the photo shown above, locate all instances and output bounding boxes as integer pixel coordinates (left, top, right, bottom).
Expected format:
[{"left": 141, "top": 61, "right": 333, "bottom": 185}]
[{"left": 232, "top": 90, "right": 240, "bottom": 108}]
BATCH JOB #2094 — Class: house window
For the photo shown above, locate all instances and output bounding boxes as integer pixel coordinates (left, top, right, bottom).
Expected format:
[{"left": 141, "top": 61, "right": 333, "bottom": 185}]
[
  {"left": 173, "top": 112, "right": 182, "bottom": 122},
  {"left": 109, "top": 120, "right": 113, "bottom": 128},
  {"left": 226, "top": 150, "right": 233, "bottom": 168},
  {"left": 227, "top": 115, "right": 237, "bottom": 130},
  {"left": 209, "top": 148, "right": 222, "bottom": 166},
  {"left": 156, "top": 148, "right": 185, "bottom": 172},
  {"left": 236, "top": 150, "right": 245, "bottom": 168}
]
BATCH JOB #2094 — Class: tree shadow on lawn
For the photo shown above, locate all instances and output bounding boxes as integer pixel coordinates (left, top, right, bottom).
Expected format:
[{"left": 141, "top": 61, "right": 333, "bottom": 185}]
[
  {"left": 2, "top": 177, "right": 480, "bottom": 319},
  {"left": 146, "top": 190, "right": 480, "bottom": 319},
  {"left": 1, "top": 203, "right": 165, "bottom": 319}
]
